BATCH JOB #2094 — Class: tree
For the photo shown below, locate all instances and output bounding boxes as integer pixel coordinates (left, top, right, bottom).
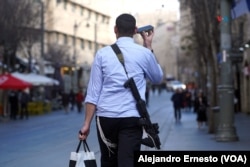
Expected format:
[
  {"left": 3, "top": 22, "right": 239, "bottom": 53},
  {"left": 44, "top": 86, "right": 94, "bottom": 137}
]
[
  {"left": 0, "top": 0, "right": 41, "bottom": 72},
  {"left": 179, "top": 0, "right": 221, "bottom": 133},
  {"left": 181, "top": 0, "right": 220, "bottom": 104},
  {"left": 44, "top": 44, "right": 72, "bottom": 67}
]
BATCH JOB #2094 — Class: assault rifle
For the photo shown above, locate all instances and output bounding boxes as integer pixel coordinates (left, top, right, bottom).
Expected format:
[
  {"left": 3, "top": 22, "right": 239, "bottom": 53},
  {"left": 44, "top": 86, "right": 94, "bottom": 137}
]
[{"left": 124, "top": 78, "right": 161, "bottom": 149}]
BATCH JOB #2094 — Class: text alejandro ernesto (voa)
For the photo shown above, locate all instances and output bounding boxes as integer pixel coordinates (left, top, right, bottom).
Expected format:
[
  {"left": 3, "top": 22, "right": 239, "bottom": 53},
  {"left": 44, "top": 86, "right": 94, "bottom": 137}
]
[{"left": 137, "top": 154, "right": 247, "bottom": 165}]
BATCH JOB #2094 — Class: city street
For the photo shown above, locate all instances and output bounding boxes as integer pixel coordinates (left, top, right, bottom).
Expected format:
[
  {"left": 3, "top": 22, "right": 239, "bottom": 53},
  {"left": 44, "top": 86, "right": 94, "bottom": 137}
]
[{"left": 0, "top": 90, "right": 174, "bottom": 167}]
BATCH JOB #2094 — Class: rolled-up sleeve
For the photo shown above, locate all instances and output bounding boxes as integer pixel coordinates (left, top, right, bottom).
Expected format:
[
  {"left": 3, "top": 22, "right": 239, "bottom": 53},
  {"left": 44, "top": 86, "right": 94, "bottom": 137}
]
[
  {"left": 85, "top": 53, "right": 103, "bottom": 105},
  {"left": 144, "top": 51, "right": 163, "bottom": 84}
]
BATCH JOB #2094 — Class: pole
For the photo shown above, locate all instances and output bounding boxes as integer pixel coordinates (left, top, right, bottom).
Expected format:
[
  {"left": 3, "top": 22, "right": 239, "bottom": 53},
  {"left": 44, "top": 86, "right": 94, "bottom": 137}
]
[
  {"left": 40, "top": 0, "right": 45, "bottom": 75},
  {"left": 215, "top": 0, "right": 238, "bottom": 141},
  {"left": 73, "top": 22, "right": 78, "bottom": 92},
  {"left": 94, "top": 22, "right": 97, "bottom": 55}
]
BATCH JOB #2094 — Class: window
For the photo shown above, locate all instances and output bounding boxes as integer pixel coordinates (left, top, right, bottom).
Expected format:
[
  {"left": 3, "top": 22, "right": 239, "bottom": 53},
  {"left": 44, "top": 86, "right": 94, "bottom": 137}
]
[
  {"left": 88, "top": 10, "right": 91, "bottom": 19},
  {"left": 56, "top": 32, "right": 59, "bottom": 43},
  {"left": 80, "top": 7, "right": 84, "bottom": 16},
  {"left": 81, "top": 39, "right": 85, "bottom": 49},
  {"left": 95, "top": 13, "right": 99, "bottom": 22},
  {"left": 64, "top": 34, "right": 68, "bottom": 45},
  {"left": 102, "top": 15, "right": 105, "bottom": 23},
  {"left": 64, "top": 2, "right": 67, "bottom": 10},
  {"left": 73, "top": 36, "right": 76, "bottom": 46},
  {"left": 72, "top": 4, "right": 75, "bottom": 12},
  {"left": 88, "top": 41, "right": 92, "bottom": 50}
]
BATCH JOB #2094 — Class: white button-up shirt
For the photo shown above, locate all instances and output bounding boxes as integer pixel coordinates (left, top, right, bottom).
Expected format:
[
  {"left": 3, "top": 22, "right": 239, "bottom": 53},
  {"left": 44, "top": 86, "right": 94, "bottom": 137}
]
[{"left": 85, "top": 37, "right": 163, "bottom": 118}]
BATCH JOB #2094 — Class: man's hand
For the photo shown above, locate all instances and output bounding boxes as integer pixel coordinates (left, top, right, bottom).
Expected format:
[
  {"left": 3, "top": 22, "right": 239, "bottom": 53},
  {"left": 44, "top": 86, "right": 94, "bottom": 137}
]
[
  {"left": 79, "top": 124, "right": 90, "bottom": 140},
  {"left": 140, "top": 30, "right": 154, "bottom": 50}
]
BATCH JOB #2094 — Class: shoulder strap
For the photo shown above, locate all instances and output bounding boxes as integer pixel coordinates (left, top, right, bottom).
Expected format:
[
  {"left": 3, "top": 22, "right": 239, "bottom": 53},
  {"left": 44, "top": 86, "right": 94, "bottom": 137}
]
[{"left": 110, "top": 44, "right": 128, "bottom": 77}]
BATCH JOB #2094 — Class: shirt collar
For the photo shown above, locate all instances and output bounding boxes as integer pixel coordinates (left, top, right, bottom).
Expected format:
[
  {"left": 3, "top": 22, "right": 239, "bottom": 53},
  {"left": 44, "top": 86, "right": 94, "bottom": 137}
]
[{"left": 116, "top": 37, "right": 134, "bottom": 43}]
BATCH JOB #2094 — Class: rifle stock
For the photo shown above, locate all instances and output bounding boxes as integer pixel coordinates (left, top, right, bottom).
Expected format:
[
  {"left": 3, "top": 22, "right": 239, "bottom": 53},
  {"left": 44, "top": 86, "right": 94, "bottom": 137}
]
[{"left": 124, "top": 78, "right": 161, "bottom": 149}]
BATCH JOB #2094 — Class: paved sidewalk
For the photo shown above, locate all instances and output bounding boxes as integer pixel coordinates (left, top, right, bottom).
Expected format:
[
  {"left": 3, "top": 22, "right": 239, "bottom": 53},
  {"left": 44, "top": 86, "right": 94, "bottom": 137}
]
[
  {"left": 1, "top": 90, "right": 249, "bottom": 167},
  {"left": 163, "top": 110, "right": 250, "bottom": 150}
]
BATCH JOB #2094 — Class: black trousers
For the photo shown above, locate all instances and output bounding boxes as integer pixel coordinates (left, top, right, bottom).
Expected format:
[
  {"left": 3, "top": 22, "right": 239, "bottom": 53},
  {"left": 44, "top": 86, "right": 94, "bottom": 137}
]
[
  {"left": 76, "top": 102, "right": 82, "bottom": 113},
  {"left": 174, "top": 106, "right": 181, "bottom": 120},
  {"left": 96, "top": 116, "right": 142, "bottom": 167},
  {"left": 20, "top": 103, "right": 28, "bottom": 119}
]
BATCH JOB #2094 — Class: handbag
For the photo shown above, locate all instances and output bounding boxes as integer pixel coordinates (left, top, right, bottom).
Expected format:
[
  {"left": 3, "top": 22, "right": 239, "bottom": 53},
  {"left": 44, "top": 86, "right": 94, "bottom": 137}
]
[{"left": 69, "top": 140, "right": 97, "bottom": 167}]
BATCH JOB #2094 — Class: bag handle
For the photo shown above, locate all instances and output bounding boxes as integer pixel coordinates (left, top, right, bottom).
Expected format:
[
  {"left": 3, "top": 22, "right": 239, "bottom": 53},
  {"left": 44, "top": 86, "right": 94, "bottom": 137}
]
[
  {"left": 75, "top": 140, "right": 91, "bottom": 153},
  {"left": 75, "top": 140, "right": 82, "bottom": 153},
  {"left": 83, "top": 140, "right": 91, "bottom": 152}
]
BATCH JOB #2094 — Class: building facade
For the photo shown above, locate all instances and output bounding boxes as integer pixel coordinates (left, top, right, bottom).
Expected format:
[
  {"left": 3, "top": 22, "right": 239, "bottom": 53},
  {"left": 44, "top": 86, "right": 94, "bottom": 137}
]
[
  {"left": 17, "top": 0, "right": 113, "bottom": 92},
  {"left": 232, "top": 13, "right": 250, "bottom": 114}
]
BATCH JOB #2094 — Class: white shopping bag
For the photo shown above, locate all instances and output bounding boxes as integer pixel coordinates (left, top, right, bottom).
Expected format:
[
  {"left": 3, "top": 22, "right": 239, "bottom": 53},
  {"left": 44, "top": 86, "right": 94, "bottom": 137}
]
[{"left": 69, "top": 140, "right": 97, "bottom": 167}]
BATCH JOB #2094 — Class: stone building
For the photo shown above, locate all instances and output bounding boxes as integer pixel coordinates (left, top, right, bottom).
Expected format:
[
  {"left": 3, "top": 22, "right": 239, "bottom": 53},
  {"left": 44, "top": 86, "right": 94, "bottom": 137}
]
[
  {"left": 17, "top": 0, "right": 113, "bottom": 92},
  {"left": 232, "top": 13, "right": 250, "bottom": 114},
  {"left": 17, "top": 0, "right": 182, "bottom": 91}
]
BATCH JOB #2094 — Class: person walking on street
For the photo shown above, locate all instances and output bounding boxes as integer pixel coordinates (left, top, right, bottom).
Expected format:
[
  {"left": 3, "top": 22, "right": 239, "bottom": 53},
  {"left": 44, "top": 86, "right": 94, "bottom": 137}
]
[
  {"left": 194, "top": 91, "right": 208, "bottom": 129},
  {"left": 8, "top": 91, "right": 19, "bottom": 120},
  {"left": 79, "top": 13, "right": 163, "bottom": 167},
  {"left": 171, "top": 88, "right": 183, "bottom": 122},
  {"left": 75, "top": 89, "right": 85, "bottom": 113},
  {"left": 19, "top": 90, "right": 30, "bottom": 119},
  {"left": 69, "top": 89, "right": 76, "bottom": 111},
  {"left": 61, "top": 92, "right": 70, "bottom": 114},
  {"left": 183, "top": 90, "right": 192, "bottom": 112}
]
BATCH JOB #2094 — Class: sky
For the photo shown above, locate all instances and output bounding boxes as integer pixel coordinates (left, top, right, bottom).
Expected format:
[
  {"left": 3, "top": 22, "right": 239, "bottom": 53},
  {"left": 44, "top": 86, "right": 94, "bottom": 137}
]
[
  {"left": 116, "top": 0, "right": 180, "bottom": 14},
  {"left": 85, "top": 0, "right": 180, "bottom": 18}
]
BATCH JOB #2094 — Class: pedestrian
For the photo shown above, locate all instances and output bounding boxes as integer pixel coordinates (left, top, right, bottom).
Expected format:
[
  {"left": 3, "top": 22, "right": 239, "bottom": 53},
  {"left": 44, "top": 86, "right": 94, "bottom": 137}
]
[
  {"left": 69, "top": 89, "right": 76, "bottom": 111},
  {"left": 19, "top": 89, "right": 30, "bottom": 119},
  {"left": 171, "top": 88, "right": 183, "bottom": 122},
  {"left": 183, "top": 90, "right": 192, "bottom": 112},
  {"left": 192, "top": 87, "right": 199, "bottom": 113},
  {"left": 8, "top": 90, "right": 19, "bottom": 120},
  {"left": 194, "top": 91, "right": 208, "bottom": 129},
  {"left": 75, "top": 89, "right": 85, "bottom": 113},
  {"left": 78, "top": 13, "right": 163, "bottom": 167},
  {"left": 61, "top": 92, "right": 70, "bottom": 114}
]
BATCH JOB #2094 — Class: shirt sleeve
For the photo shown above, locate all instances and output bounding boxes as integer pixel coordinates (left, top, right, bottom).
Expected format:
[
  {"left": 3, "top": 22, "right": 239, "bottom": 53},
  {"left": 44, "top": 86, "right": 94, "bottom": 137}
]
[
  {"left": 85, "top": 52, "right": 103, "bottom": 105},
  {"left": 143, "top": 50, "right": 163, "bottom": 83}
]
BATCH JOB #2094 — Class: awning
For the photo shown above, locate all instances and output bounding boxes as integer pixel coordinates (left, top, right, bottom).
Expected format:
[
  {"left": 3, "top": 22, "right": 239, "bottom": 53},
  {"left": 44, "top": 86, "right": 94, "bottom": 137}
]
[
  {"left": 12, "top": 72, "right": 59, "bottom": 86},
  {"left": 0, "top": 73, "right": 32, "bottom": 90}
]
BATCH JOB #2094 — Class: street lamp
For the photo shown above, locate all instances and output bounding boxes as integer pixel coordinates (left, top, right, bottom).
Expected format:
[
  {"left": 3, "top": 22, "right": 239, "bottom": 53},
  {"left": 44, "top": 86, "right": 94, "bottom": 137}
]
[
  {"left": 85, "top": 21, "right": 98, "bottom": 55},
  {"left": 72, "top": 19, "right": 97, "bottom": 91},
  {"left": 35, "top": 0, "right": 45, "bottom": 75},
  {"left": 72, "top": 20, "right": 83, "bottom": 92},
  {"left": 94, "top": 22, "right": 98, "bottom": 55}
]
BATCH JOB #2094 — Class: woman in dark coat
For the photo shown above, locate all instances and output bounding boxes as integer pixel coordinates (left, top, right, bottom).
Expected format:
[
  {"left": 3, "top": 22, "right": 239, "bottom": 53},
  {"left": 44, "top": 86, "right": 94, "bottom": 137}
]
[{"left": 194, "top": 91, "right": 208, "bottom": 129}]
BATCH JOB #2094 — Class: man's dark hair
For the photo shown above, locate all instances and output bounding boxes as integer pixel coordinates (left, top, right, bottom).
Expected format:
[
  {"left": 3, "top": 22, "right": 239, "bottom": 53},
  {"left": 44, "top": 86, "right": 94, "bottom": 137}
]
[{"left": 116, "top": 13, "right": 136, "bottom": 36}]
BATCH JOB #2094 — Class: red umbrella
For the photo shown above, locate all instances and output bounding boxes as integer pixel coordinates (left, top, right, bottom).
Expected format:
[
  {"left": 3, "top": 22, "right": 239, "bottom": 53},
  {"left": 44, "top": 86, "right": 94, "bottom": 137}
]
[{"left": 0, "top": 73, "right": 32, "bottom": 90}]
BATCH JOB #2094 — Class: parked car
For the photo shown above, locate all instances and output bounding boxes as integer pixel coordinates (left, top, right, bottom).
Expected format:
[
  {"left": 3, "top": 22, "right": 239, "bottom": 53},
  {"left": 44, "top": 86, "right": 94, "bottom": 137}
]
[{"left": 166, "top": 80, "right": 186, "bottom": 91}]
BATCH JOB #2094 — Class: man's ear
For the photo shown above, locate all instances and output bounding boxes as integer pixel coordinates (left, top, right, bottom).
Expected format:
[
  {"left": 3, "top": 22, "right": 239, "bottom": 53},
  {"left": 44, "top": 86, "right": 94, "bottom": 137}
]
[
  {"left": 114, "top": 26, "right": 118, "bottom": 34},
  {"left": 134, "top": 27, "right": 138, "bottom": 35}
]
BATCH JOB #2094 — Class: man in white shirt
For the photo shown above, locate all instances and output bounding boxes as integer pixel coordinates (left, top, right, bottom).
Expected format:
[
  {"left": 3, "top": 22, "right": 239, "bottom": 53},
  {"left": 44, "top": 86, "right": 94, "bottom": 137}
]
[{"left": 79, "top": 13, "right": 163, "bottom": 167}]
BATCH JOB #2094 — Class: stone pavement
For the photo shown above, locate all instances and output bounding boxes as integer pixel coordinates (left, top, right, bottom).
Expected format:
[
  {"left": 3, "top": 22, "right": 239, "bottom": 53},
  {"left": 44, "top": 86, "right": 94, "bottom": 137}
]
[
  {"left": 136, "top": 90, "right": 250, "bottom": 151},
  {"left": 162, "top": 110, "right": 250, "bottom": 151},
  {"left": 1, "top": 90, "right": 250, "bottom": 167}
]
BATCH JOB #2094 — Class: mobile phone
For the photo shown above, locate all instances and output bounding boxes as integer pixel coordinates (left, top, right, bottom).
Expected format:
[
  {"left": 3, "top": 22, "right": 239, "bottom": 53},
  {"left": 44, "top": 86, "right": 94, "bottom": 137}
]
[{"left": 137, "top": 25, "right": 154, "bottom": 33}]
